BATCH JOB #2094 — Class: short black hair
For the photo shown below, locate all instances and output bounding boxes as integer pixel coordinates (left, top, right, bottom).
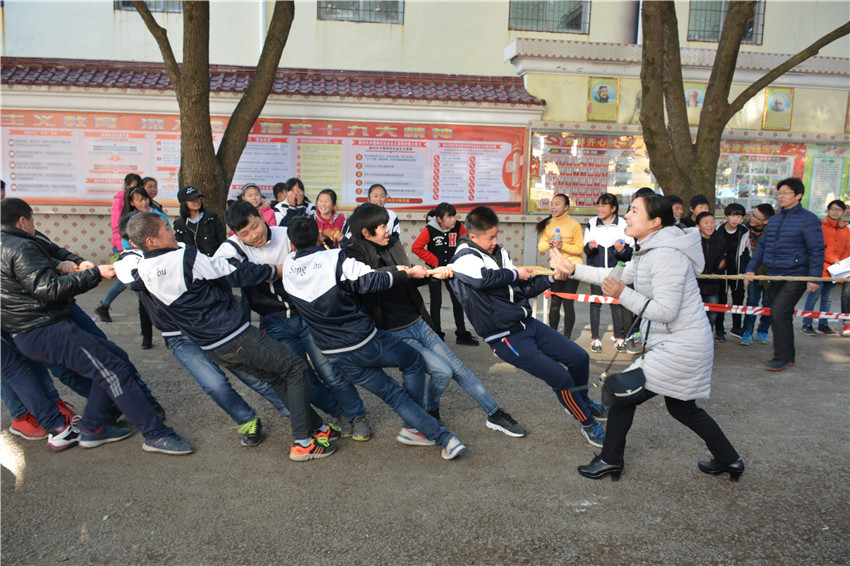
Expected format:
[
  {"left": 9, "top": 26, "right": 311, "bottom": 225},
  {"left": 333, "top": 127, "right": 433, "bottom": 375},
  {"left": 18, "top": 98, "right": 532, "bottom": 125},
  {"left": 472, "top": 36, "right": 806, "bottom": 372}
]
[
  {"left": 348, "top": 203, "right": 389, "bottom": 238},
  {"left": 666, "top": 194, "right": 683, "bottom": 206},
  {"left": 466, "top": 206, "right": 499, "bottom": 234},
  {"left": 368, "top": 184, "right": 387, "bottom": 197},
  {"left": 755, "top": 203, "right": 775, "bottom": 218},
  {"left": 288, "top": 216, "right": 320, "bottom": 250},
  {"left": 126, "top": 212, "right": 166, "bottom": 252},
  {"left": 695, "top": 211, "right": 715, "bottom": 225},
  {"left": 639, "top": 194, "right": 676, "bottom": 228},
  {"left": 777, "top": 177, "right": 805, "bottom": 196},
  {"left": 0, "top": 197, "right": 32, "bottom": 226},
  {"left": 118, "top": 211, "right": 141, "bottom": 242},
  {"left": 317, "top": 189, "right": 337, "bottom": 206},
  {"left": 634, "top": 187, "right": 656, "bottom": 200},
  {"left": 596, "top": 192, "right": 619, "bottom": 213},
  {"left": 285, "top": 178, "right": 305, "bottom": 192},
  {"left": 689, "top": 194, "right": 710, "bottom": 209},
  {"left": 223, "top": 200, "right": 262, "bottom": 232},
  {"left": 124, "top": 173, "right": 143, "bottom": 189},
  {"left": 724, "top": 203, "right": 746, "bottom": 216},
  {"left": 827, "top": 199, "right": 846, "bottom": 211},
  {"left": 273, "top": 182, "right": 288, "bottom": 200}
]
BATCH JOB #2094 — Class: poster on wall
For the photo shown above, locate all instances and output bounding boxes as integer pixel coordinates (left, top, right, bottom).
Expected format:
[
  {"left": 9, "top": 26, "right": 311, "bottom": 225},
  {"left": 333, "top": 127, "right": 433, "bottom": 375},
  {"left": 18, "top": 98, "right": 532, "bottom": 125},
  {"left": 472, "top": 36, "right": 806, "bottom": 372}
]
[
  {"left": 684, "top": 82, "right": 706, "bottom": 126},
  {"left": 0, "top": 110, "right": 526, "bottom": 212},
  {"left": 802, "top": 144, "right": 849, "bottom": 213},
  {"left": 762, "top": 87, "right": 794, "bottom": 131},
  {"left": 587, "top": 77, "right": 619, "bottom": 122},
  {"left": 845, "top": 94, "right": 850, "bottom": 134}
]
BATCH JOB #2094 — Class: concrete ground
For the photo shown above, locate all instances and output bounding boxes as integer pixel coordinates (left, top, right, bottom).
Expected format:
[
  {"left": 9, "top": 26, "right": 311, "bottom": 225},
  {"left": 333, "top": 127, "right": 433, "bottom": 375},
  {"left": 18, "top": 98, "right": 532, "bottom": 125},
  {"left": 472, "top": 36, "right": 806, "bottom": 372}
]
[{"left": 1, "top": 281, "right": 848, "bottom": 565}]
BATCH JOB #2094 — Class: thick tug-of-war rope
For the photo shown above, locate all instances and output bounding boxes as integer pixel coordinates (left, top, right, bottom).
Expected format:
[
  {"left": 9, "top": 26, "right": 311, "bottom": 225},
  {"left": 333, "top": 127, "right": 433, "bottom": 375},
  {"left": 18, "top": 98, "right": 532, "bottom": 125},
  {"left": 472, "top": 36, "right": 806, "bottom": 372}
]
[{"left": 516, "top": 266, "right": 850, "bottom": 283}]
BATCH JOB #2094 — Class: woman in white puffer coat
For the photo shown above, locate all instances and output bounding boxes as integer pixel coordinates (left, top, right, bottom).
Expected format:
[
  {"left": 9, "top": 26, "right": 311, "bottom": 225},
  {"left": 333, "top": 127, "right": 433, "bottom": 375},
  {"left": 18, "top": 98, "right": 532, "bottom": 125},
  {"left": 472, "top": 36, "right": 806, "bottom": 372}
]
[{"left": 550, "top": 194, "right": 743, "bottom": 482}]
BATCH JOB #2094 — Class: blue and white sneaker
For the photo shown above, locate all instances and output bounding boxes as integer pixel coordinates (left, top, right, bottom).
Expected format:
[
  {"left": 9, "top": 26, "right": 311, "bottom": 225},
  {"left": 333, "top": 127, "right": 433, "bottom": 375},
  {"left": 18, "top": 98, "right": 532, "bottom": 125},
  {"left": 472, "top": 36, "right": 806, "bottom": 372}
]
[
  {"left": 441, "top": 436, "right": 467, "bottom": 460},
  {"left": 143, "top": 434, "right": 194, "bottom": 455},
  {"left": 79, "top": 425, "right": 133, "bottom": 448},
  {"left": 585, "top": 400, "right": 608, "bottom": 422},
  {"left": 397, "top": 428, "right": 435, "bottom": 446},
  {"left": 756, "top": 332, "right": 769, "bottom": 344},
  {"left": 581, "top": 422, "right": 606, "bottom": 448}
]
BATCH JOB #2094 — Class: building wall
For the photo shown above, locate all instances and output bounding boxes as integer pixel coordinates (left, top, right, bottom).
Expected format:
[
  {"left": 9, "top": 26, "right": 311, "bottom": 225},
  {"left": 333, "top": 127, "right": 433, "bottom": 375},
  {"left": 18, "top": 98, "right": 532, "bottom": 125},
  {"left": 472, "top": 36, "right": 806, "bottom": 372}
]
[{"left": 3, "top": 1, "right": 846, "bottom": 72}]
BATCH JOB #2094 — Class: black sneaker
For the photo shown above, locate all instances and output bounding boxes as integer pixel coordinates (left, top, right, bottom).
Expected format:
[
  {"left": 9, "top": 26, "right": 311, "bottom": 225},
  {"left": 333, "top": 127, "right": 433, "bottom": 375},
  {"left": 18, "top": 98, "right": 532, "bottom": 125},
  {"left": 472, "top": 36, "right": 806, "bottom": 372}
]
[
  {"left": 141, "top": 337, "right": 153, "bottom": 350},
  {"left": 801, "top": 325, "right": 817, "bottom": 336},
  {"left": 730, "top": 328, "right": 744, "bottom": 338},
  {"left": 486, "top": 409, "right": 527, "bottom": 437},
  {"left": 94, "top": 303, "right": 112, "bottom": 323},
  {"left": 586, "top": 400, "right": 608, "bottom": 422},
  {"left": 765, "top": 359, "right": 790, "bottom": 372},
  {"left": 456, "top": 333, "right": 479, "bottom": 347},
  {"left": 818, "top": 325, "right": 837, "bottom": 336},
  {"left": 236, "top": 417, "right": 263, "bottom": 447}
]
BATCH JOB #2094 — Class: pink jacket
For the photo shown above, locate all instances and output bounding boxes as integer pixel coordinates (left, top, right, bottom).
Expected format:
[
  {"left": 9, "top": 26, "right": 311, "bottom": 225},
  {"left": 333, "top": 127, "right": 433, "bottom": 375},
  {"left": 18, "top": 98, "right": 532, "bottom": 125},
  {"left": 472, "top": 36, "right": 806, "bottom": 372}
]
[
  {"left": 110, "top": 191, "right": 125, "bottom": 251},
  {"left": 259, "top": 205, "right": 276, "bottom": 227}
]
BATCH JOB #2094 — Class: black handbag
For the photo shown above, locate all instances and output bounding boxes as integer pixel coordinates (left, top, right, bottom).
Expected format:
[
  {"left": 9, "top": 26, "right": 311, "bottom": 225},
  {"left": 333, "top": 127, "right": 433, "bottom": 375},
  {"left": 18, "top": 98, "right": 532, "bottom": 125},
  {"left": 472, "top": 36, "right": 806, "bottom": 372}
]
[{"left": 599, "top": 301, "right": 651, "bottom": 410}]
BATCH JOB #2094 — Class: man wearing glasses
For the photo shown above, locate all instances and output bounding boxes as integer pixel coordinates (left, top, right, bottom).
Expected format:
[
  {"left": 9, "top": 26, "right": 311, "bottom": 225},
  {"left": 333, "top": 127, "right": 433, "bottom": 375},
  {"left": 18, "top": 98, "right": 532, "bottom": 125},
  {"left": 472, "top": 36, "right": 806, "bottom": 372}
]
[
  {"left": 740, "top": 203, "right": 775, "bottom": 346},
  {"left": 744, "top": 178, "right": 824, "bottom": 371}
]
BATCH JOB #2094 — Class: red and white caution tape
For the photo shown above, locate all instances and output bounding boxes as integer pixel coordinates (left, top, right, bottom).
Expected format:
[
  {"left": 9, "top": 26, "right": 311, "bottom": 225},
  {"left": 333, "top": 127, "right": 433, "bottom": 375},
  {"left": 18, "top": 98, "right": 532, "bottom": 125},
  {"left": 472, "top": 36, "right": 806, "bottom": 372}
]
[{"left": 543, "top": 291, "right": 850, "bottom": 320}]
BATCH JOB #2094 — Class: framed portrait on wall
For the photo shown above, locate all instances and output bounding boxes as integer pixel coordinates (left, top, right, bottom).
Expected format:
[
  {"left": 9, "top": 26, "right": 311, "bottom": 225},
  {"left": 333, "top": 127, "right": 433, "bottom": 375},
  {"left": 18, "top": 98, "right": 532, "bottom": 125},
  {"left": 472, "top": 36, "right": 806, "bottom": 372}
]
[
  {"left": 587, "top": 77, "right": 619, "bottom": 122},
  {"left": 683, "top": 82, "right": 706, "bottom": 126},
  {"left": 762, "top": 87, "right": 794, "bottom": 131}
]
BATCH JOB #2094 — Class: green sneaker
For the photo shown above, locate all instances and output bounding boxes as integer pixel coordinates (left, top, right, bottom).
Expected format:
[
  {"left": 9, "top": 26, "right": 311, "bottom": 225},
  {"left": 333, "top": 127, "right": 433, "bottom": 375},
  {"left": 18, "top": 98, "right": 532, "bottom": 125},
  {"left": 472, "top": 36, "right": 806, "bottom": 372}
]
[{"left": 235, "top": 417, "right": 263, "bottom": 447}]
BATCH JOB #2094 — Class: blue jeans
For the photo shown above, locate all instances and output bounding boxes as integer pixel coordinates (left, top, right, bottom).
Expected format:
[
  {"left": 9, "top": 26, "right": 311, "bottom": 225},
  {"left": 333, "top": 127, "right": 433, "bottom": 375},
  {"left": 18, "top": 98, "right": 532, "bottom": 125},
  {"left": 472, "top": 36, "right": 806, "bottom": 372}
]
[
  {"left": 261, "top": 315, "right": 366, "bottom": 420},
  {"left": 392, "top": 318, "right": 499, "bottom": 415},
  {"left": 742, "top": 283, "right": 772, "bottom": 335},
  {"left": 327, "top": 330, "right": 453, "bottom": 446},
  {"left": 700, "top": 293, "right": 719, "bottom": 330},
  {"left": 1, "top": 333, "right": 64, "bottom": 430},
  {"left": 167, "top": 335, "right": 290, "bottom": 425},
  {"left": 803, "top": 282, "right": 835, "bottom": 327}
]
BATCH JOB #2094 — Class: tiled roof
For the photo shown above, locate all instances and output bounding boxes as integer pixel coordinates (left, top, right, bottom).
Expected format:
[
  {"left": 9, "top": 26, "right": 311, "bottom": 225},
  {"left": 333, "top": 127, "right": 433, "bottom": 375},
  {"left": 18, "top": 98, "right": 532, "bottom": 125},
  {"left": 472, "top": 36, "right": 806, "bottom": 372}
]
[{"left": 1, "top": 58, "right": 545, "bottom": 106}]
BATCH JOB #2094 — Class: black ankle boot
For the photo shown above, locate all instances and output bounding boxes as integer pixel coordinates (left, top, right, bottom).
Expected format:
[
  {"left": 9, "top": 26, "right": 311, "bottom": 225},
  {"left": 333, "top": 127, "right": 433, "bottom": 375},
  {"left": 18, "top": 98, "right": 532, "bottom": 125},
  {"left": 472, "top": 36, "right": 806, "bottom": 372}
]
[
  {"left": 698, "top": 458, "right": 744, "bottom": 482},
  {"left": 578, "top": 455, "right": 623, "bottom": 481}
]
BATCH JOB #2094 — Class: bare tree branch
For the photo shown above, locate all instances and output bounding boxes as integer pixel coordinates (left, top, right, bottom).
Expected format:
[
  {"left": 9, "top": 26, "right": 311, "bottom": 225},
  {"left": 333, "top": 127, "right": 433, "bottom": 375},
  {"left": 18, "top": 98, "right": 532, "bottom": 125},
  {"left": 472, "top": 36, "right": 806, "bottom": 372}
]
[
  {"left": 131, "top": 0, "right": 181, "bottom": 97},
  {"left": 218, "top": 1, "right": 295, "bottom": 183},
  {"left": 725, "top": 20, "right": 850, "bottom": 120}
]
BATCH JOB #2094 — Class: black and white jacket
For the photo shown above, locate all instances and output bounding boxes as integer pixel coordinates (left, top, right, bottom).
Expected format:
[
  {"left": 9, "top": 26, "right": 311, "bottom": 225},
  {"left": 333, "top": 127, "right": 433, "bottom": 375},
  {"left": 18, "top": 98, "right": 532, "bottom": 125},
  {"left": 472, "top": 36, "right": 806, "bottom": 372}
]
[
  {"left": 282, "top": 246, "right": 408, "bottom": 354},
  {"left": 134, "top": 245, "right": 275, "bottom": 349},
  {"left": 213, "top": 225, "right": 296, "bottom": 319},
  {"left": 448, "top": 236, "right": 554, "bottom": 343}
]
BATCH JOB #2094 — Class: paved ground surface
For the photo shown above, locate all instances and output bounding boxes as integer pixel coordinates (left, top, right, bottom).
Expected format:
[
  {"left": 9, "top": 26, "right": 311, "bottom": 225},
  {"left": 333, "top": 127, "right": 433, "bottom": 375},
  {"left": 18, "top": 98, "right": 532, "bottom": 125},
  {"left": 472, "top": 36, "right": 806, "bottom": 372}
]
[{"left": 2, "top": 282, "right": 848, "bottom": 565}]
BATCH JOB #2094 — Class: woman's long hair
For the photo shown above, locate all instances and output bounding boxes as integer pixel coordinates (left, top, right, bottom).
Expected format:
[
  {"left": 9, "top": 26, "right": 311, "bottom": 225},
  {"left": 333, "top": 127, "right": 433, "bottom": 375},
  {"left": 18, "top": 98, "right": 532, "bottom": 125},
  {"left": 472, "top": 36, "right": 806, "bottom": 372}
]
[
  {"left": 535, "top": 194, "right": 569, "bottom": 235},
  {"left": 121, "top": 186, "right": 151, "bottom": 218}
]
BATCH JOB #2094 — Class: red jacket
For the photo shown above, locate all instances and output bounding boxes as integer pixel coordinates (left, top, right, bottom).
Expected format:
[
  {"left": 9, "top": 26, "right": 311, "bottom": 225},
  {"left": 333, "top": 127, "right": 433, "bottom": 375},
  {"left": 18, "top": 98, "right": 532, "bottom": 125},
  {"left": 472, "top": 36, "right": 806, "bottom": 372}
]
[{"left": 821, "top": 216, "right": 850, "bottom": 277}]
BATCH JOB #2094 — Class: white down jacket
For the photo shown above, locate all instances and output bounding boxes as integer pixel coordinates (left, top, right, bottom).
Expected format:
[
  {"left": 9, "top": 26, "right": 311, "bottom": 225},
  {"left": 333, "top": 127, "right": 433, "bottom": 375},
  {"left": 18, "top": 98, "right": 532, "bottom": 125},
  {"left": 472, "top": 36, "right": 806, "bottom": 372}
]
[{"left": 574, "top": 226, "right": 713, "bottom": 400}]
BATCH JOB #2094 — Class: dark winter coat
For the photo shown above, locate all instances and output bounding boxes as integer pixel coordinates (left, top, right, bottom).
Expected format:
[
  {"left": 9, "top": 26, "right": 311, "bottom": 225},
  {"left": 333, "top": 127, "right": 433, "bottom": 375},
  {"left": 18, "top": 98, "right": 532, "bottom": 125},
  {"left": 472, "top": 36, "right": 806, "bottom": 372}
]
[
  {"left": 745, "top": 203, "right": 824, "bottom": 278},
  {"left": 173, "top": 212, "right": 227, "bottom": 257}
]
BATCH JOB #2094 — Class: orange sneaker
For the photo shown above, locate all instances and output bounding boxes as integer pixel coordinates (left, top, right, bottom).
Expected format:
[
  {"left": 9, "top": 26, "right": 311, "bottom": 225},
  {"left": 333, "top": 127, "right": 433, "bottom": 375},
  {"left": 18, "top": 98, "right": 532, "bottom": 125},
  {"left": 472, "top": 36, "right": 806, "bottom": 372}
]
[
  {"left": 312, "top": 423, "right": 341, "bottom": 443},
  {"left": 289, "top": 437, "right": 335, "bottom": 461},
  {"left": 9, "top": 413, "right": 47, "bottom": 440}
]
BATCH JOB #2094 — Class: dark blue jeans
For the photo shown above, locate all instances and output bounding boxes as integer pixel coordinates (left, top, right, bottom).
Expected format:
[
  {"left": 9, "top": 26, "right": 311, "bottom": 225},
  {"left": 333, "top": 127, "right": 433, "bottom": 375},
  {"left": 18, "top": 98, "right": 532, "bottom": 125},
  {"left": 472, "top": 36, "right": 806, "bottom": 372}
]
[
  {"left": 326, "top": 330, "right": 453, "bottom": 446},
  {"left": 742, "top": 283, "right": 772, "bottom": 335},
  {"left": 13, "top": 318, "right": 174, "bottom": 440},
  {"left": 205, "top": 326, "right": 322, "bottom": 441},
  {"left": 1, "top": 333, "right": 65, "bottom": 432},
  {"left": 490, "top": 318, "right": 594, "bottom": 425},
  {"left": 261, "top": 315, "right": 366, "bottom": 420}
]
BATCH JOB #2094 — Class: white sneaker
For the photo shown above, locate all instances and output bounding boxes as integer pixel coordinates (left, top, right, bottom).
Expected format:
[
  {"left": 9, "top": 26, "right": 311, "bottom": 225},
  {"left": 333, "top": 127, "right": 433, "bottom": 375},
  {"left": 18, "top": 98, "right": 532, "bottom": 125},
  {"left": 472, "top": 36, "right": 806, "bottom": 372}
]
[
  {"left": 590, "top": 339, "right": 602, "bottom": 353},
  {"left": 396, "top": 428, "right": 435, "bottom": 446},
  {"left": 47, "top": 423, "right": 80, "bottom": 453},
  {"left": 441, "top": 435, "right": 467, "bottom": 460}
]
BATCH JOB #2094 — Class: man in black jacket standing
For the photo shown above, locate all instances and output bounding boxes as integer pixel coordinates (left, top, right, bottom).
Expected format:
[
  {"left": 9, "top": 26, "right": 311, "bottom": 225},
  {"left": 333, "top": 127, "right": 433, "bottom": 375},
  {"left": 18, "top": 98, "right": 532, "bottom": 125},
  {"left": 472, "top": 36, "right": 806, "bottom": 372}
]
[{"left": 1, "top": 198, "right": 192, "bottom": 455}]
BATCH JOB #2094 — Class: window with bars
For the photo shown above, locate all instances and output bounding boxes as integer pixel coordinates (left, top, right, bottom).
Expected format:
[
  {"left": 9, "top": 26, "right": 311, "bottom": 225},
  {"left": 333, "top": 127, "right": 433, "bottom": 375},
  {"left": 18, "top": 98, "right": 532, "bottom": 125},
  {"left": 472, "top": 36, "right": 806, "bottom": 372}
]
[
  {"left": 508, "top": 0, "right": 591, "bottom": 34},
  {"left": 114, "top": 1, "right": 182, "bottom": 13},
  {"left": 687, "top": 0, "right": 764, "bottom": 44},
  {"left": 317, "top": 1, "right": 404, "bottom": 24}
]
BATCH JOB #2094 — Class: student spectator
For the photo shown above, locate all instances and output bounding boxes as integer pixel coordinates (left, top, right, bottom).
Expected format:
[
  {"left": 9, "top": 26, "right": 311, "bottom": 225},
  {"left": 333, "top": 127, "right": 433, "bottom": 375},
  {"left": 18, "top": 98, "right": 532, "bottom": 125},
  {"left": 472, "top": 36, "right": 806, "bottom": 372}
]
[
  {"left": 667, "top": 195, "right": 685, "bottom": 225},
  {"left": 449, "top": 206, "right": 606, "bottom": 448},
  {"left": 240, "top": 183, "right": 276, "bottom": 227},
  {"left": 366, "top": 184, "right": 400, "bottom": 237},
  {"left": 583, "top": 193, "right": 634, "bottom": 353},
  {"left": 94, "top": 173, "right": 142, "bottom": 322},
  {"left": 411, "top": 202, "right": 478, "bottom": 346},
  {"left": 680, "top": 194, "right": 710, "bottom": 228},
  {"left": 801, "top": 199, "right": 849, "bottom": 336},
  {"left": 537, "top": 194, "right": 584, "bottom": 339},
  {"left": 714, "top": 203, "right": 749, "bottom": 341},
  {"left": 696, "top": 211, "right": 727, "bottom": 332},
  {"left": 173, "top": 186, "right": 226, "bottom": 257},
  {"left": 282, "top": 216, "right": 466, "bottom": 460},
  {"left": 314, "top": 189, "right": 345, "bottom": 248},
  {"left": 142, "top": 176, "right": 164, "bottom": 214},
  {"left": 125, "top": 211, "right": 336, "bottom": 461},
  {"left": 274, "top": 178, "right": 315, "bottom": 227},
  {"left": 217, "top": 201, "right": 372, "bottom": 441},
  {"left": 1, "top": 198, "right": 190, "bottom": 455},
  {"left": 344, "top": 203, "right": 526, "bottom": 437},
  {"left": 745, "top": 178, "right": 825, "bottom": 371},
  {"left": 740, "top": 203, "right": 776, "bottom": 346},
  {"left": 121, "top": 186, "right": 170, "bottom": 350}
]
